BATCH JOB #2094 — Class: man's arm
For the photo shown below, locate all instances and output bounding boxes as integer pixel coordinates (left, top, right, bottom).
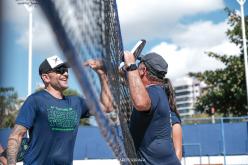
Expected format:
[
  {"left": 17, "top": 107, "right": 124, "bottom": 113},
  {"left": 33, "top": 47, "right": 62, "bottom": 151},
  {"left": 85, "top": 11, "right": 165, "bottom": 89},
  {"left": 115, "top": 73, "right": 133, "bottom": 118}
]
[
  {"left": 172, "top": 123, "right": 182, "bottom": 161},
  {"left": 7, "top": 124, "right": 27, "bottom": 165},
  {"left": 84, "top": 60, "right": 114, "bottom": 112},
  {"left": 124, "top": 51, "right": 151, "bottom": 111},
  {"left": 98, "top": 72, "right": 114, "bottom": 112}
]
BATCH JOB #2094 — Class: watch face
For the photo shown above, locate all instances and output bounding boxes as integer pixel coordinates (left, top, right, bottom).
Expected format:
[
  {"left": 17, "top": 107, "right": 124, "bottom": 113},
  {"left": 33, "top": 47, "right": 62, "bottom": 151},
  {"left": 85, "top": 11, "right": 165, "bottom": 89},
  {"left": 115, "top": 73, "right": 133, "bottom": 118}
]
[{"left": 127, "top": 64, "right": 138, "bottom": 71}]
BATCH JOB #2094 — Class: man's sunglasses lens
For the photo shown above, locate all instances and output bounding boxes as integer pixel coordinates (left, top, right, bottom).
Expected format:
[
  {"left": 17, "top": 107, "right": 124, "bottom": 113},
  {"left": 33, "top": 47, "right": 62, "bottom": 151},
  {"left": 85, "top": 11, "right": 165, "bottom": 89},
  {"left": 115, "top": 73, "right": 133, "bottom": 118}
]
[{"left": 54, "top": 67, "right": 68, "bottom": 74}]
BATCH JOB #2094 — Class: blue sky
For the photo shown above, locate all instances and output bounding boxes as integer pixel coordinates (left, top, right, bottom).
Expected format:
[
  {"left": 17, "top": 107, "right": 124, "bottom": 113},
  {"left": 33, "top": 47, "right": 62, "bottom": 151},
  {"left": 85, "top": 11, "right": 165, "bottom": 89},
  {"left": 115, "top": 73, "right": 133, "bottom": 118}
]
[{"left": 0, "top": 0, "right": 247, "bottom": 98}]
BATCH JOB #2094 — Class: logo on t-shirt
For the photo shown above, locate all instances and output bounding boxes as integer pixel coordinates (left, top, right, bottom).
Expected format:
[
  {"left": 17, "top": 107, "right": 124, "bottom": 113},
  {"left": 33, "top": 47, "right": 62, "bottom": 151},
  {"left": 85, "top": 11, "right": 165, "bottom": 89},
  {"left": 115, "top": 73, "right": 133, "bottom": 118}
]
[{"left": 47, "top": 106, "right": 78, "bottom": 131}]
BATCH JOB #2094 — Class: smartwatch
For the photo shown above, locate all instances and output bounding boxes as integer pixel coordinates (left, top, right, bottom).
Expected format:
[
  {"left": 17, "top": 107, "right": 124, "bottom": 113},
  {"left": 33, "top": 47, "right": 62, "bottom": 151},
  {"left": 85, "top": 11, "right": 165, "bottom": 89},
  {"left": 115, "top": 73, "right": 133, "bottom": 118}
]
[{"left": 126, "top": 64, "right": 138, "bottom": 71}]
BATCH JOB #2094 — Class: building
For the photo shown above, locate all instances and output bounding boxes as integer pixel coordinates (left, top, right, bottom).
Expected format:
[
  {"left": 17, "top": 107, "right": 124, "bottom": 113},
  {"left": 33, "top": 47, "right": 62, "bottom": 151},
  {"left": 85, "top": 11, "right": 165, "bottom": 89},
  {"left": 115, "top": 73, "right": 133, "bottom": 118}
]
[{"left": 173, "top": 76, "right": 206, "bottom": 118}]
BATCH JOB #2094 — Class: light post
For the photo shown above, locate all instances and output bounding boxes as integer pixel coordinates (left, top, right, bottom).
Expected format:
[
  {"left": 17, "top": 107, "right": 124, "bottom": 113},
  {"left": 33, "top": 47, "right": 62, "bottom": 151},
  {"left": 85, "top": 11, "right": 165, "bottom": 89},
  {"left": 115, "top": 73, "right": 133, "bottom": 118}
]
[
  {"left": 236, "top": 0, "right": 248, "bottom": 103},
  {"left": 24, "top": 2, "right": 34, "bottom": 96}
]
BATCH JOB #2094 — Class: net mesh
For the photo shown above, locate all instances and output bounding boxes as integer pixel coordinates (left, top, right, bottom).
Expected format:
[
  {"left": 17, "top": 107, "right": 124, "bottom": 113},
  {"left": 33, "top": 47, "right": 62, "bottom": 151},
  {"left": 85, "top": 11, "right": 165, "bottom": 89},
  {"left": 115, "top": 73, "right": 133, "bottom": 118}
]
[{"left": 38, "top": 0, "right": 137, "bottom": 164}]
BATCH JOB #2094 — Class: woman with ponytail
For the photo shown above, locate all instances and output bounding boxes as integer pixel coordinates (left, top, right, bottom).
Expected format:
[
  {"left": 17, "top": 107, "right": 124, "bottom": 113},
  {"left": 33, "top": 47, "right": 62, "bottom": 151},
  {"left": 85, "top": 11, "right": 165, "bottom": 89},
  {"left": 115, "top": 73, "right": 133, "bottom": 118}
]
[{"left": 164, "top": 78, "right": 182, "bottom": 161}]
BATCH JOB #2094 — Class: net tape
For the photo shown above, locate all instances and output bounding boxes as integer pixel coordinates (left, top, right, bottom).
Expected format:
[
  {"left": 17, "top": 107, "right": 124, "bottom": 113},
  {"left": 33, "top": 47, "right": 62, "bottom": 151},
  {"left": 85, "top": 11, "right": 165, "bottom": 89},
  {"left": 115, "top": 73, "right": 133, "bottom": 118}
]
[{"left": 38, "top": 0, "right": 137, "bottom": 164}]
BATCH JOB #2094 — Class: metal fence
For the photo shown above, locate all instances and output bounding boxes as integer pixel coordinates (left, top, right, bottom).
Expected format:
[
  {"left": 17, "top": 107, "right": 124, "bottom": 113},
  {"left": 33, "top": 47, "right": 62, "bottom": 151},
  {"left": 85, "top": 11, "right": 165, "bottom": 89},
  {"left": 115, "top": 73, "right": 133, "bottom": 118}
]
[
  {"left": 1, "top": 116, "right": 248, "bottom": 165},
  {"left": 182, "top": 116, "right": 248, "bottom": 165}
]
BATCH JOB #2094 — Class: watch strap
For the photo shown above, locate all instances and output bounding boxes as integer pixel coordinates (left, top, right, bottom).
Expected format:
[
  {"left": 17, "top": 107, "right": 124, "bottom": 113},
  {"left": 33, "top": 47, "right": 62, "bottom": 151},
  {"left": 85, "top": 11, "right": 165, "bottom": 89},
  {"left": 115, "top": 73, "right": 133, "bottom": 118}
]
[{"left": 126, "top": 64, "right": 138, "bottom": 71}]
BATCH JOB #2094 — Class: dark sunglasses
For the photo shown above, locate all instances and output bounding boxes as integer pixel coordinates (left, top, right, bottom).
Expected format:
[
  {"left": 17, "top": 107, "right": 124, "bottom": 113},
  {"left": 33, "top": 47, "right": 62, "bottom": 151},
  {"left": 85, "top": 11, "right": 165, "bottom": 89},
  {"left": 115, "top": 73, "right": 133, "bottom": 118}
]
[{"left": 47, "top": 67, "right": 68, "bottom": 74}]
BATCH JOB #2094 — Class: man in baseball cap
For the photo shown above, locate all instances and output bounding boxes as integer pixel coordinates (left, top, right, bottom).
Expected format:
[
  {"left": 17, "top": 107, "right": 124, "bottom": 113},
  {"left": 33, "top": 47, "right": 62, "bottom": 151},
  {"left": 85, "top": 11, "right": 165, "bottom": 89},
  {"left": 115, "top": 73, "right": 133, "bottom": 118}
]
[
  {"left": 7, "top": 55, "right": 90, "bottom": 164},
  {"left": 39, "top": 55, "right": 70, "bottom": 76},
  {"left": 138, "top": 52, "right": 168, "bottom": 80},
  {"left": 123, "top": 51, "right": 181, "bottom": 164}
]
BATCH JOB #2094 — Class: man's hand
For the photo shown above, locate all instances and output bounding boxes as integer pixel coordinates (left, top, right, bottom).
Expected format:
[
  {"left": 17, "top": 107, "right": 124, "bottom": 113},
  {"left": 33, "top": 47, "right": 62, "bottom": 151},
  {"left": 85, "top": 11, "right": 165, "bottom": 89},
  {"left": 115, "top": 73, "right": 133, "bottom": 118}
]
[
  {"left": 84, "top": 59, "right": 106, "bottom": 75},
  {"left": 123, "top": 51, "right": 136, "bottom": 66},
  {"left": 84, "top": 59, "right": 114, "bottom": 113}
]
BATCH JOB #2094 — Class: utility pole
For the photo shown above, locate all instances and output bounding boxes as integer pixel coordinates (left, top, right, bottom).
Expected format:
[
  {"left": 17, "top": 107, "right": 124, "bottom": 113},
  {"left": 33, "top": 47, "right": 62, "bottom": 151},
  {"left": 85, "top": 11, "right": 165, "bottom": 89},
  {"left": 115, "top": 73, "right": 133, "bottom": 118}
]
[{"left": 236, "top": 0, "right": 248, "bottom": 103}]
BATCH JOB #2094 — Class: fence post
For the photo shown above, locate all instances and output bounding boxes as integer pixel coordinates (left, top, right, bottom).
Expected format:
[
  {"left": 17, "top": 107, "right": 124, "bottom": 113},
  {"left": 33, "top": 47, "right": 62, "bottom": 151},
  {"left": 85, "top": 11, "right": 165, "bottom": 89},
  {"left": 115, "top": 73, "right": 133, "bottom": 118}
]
[{"left": 221, "top": 117, "right": 227, "bottom": 165}]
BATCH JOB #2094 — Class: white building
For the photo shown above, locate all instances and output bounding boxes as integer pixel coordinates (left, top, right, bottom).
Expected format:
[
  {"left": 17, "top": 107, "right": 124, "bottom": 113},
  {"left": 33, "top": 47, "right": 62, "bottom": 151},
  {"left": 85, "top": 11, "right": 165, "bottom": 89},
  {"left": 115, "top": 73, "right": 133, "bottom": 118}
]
[{"left": 173, "top": 76, "right": 206, "bottom": 117}]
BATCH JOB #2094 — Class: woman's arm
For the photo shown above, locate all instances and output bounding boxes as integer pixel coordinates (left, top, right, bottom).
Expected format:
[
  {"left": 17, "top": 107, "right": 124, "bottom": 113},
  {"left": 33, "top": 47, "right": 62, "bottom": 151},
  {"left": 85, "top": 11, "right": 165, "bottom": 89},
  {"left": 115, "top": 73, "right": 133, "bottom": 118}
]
[{"left": 172, "top": 123, "right": 182, "bottom": 161}]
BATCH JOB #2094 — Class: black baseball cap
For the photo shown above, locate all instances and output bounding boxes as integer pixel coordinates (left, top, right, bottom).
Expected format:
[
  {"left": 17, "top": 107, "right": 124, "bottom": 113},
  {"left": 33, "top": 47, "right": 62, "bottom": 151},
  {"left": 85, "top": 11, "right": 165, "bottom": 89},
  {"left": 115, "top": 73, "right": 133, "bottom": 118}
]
[
  {"left": 39, "top": 55, "right": 69, "bottom": 75},
  {"left": 139, "top": 52, "right": 168, "bottom": 78}
]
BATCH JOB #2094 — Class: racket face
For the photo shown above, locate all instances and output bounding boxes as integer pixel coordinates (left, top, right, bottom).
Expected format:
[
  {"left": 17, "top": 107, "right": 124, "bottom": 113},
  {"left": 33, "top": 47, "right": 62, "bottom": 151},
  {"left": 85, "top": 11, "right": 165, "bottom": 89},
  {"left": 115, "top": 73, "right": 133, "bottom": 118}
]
[
  {"left": 121, "top": 39, "right": 146, "bottom": 62},
  {"left": 131, "top": 39, "right": 146, "bottom": 59}
]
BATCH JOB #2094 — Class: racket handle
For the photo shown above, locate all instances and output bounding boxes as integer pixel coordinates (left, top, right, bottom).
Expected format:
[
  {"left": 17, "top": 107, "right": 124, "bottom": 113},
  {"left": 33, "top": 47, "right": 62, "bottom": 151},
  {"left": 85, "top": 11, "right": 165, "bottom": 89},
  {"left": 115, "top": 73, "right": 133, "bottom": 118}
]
[{"left": 118, "top": 62, "right": 126, "bottom": 77}]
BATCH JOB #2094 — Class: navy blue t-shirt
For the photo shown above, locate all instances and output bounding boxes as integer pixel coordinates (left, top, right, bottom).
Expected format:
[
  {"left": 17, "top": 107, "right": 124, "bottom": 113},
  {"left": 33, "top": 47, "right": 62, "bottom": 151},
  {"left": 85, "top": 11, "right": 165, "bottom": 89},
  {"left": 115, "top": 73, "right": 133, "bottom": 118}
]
[
  {"left": 129, "top": 85, "right": 181, "bottom": 165},
  {"left": 15, "top": 90, "right": 89, "bottom": 165},
  {"left": 171, "top": 111, "right": 181, "bottom": 125}
]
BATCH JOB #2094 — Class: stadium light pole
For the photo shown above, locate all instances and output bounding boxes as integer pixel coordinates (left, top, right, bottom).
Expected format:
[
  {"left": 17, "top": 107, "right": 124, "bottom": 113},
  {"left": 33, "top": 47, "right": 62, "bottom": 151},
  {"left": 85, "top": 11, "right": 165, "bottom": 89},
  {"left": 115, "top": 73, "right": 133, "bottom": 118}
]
[
  {"left": 24, "top": 3, "right": 34, "bottom": 96},
  {"left": 236, "top": 0, "right": 248, "bottom": 104}
]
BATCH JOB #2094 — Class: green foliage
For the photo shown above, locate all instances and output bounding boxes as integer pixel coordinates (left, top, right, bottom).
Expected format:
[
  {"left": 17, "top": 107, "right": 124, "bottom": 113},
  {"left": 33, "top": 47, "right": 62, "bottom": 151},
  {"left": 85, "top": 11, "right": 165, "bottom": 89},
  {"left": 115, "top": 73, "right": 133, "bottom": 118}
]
[
  {"left": 0, "top": 87, "right": 90, "bottom": 127},
  {"left": 80, "top": 118, "right": 91, "bottom": 126},
  {"left": 0, "top": 87, "right": 19, "bottom": 128},
  {"left": 225, "top": 8, "right": 248, "bottom": 49},
  {"left": 63, "top": 88, "right": 79, "bottom": 96},
  {"left": 1, "top": 113, "right": 17, "bottom": 128},
  {"left": 189, "top": 9, "right": 248, "bottom": 117}
]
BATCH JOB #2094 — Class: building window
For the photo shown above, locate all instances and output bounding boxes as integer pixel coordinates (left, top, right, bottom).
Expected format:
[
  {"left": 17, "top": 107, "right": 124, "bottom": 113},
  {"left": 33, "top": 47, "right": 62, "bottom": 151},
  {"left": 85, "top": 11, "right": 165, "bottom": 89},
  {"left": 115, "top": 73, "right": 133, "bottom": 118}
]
[
  {"left": 175, "top": 91, "right": 191, "bottom": 96},
  {"left": 179, "top": 109, "right": 190, "bottom": 113},
  {"left": 175, "top": 85, "right": 191, "bottom": 90},
  {"left": 176, "top": 97, "right": 192, "bottom": 102},
  {"left": 177, "top": 103, "right": 192, "bottom": 108}
]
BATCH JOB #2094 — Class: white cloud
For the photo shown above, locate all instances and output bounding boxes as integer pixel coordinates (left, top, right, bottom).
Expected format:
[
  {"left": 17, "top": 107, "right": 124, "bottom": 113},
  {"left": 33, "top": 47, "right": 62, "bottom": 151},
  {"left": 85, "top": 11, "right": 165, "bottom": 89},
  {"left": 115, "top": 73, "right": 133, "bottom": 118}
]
[
  {"left": 2, "top": 0, "right": 29, "bottom": 27},
  {"left": 4, "top": 0, "right": 239, "bottom": 82},
  {"left": 16, "top": 13, "right": 59, "bottom": 54},
  {"left": 116, "top": 0, "right": 240, "bottom": 81},
  {"left": 209, "top": 41, "right": 240, "bottom": 55},
  {"left": 117, "top": 0, "right": 224, "bottom": 23},
  {"left": 171, "top": 21, "right": 229, "bottom": 48},
  {"left": 3, "top": 0, "right": 60, "bottom": 55},
  {"left": 150, "top": 41, "right": 239, "bottom": 81},
  {"left": 117, "top": 0, "right": 225, "bottom": 42}
]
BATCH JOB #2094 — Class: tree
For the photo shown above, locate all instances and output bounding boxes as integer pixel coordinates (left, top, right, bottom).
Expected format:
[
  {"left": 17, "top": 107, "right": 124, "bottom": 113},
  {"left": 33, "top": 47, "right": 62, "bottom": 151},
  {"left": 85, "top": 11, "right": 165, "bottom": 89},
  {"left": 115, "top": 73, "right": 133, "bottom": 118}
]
[
  {"left": 62, "top": 88, "right": 79, "bottom": 96},
  {"left": 0, "top": 87, "right": 20, "bottom": 128},
  {"left": 189, "top": 9, "right": 248, "bottom": 117},
  {"left": 0, "top": 87, "right": 90, "bottom": 127}
]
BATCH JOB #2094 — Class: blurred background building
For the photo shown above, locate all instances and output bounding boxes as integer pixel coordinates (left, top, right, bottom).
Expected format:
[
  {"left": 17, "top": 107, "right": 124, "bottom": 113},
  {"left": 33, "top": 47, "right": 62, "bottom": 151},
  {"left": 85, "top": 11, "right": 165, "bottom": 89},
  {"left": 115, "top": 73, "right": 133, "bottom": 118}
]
[{"left": 173, "top": 76, "right": 207, "bottom": 118}]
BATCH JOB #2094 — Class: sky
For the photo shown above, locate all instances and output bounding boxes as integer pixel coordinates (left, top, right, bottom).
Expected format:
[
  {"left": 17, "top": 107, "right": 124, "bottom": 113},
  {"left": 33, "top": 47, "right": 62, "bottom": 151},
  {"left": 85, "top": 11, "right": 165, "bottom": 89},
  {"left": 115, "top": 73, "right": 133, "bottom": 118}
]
[{"left": 0, "top": 0, "right": 247, "bottom": 98}]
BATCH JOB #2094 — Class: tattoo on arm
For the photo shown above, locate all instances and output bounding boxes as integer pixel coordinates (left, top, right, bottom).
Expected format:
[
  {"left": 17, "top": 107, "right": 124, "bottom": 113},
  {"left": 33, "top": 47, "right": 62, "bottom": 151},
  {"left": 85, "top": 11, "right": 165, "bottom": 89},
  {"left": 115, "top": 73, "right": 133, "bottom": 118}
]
[
  {"left": 7, "top": 125, "right": 27, "bottom": 165},
  {"left": 7, "top": 138, "right": 19, "bottom": 165}
]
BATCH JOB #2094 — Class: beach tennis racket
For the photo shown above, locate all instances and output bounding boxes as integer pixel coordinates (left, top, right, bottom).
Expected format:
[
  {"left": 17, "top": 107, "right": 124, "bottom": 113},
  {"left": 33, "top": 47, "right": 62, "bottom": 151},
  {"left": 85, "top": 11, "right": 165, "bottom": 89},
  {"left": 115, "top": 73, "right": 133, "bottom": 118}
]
[{"left": 119, "top": 39, "right": 146, "bottom": 73}]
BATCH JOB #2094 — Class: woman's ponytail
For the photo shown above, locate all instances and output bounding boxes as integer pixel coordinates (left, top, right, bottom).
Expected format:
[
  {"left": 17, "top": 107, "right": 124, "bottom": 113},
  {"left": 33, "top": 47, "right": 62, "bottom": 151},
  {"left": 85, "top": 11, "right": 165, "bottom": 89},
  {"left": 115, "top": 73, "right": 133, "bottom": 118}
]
[{"left": 164, "top": 78, "right": 180, "bottom": 118}]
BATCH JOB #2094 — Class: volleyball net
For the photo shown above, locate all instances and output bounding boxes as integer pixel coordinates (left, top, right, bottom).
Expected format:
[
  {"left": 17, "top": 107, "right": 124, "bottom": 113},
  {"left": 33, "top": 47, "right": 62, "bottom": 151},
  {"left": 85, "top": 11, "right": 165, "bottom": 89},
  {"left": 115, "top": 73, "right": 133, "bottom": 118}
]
[{"left": 38, "top": 0, "right": 137, "bottom": 164}]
